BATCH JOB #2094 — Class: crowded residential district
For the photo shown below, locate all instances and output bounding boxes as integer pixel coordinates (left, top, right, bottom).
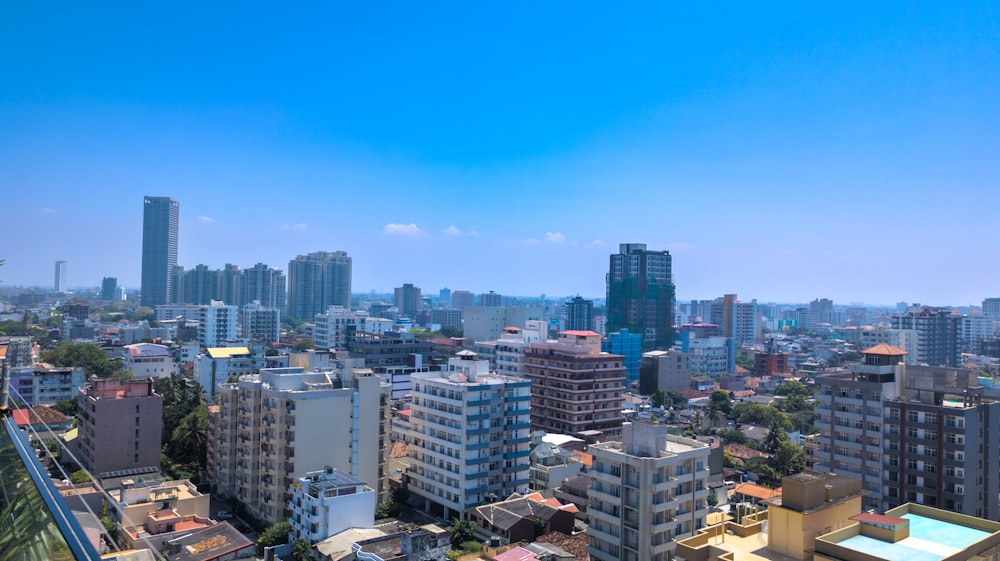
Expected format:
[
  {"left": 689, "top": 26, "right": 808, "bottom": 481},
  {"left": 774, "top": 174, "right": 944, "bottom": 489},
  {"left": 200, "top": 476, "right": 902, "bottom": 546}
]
[{"left": 4, "top": 196, "right": 1000, "bottom": 561}]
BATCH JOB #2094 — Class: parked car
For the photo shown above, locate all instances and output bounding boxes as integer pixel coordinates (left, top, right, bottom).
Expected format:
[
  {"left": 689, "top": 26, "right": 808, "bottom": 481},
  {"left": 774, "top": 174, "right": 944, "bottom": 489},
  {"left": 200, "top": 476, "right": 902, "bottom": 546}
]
[{"left": 216, "top": 511, "right": 234, "bottom": 520}]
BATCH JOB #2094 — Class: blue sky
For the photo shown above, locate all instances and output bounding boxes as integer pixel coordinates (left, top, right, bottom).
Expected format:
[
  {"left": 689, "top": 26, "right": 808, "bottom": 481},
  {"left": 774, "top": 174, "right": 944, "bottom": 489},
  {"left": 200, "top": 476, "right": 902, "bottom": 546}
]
[{"left": 1, "top": 2, "right": 997, "bottom": 305}]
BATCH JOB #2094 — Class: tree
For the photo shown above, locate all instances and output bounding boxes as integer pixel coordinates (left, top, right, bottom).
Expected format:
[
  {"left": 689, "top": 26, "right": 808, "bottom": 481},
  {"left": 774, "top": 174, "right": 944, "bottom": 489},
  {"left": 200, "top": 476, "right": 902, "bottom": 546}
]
[
  {"left": 257, "top": 521, "right": 293, "bottom": 556},
  {"left": 101, "top": 516, "right": 118, "bottom": 541},
  {"left": 735, "top": 355, "right": 755, "bottom": 370},
  {"left": 717, "top": 429, "right": 748, "bottom": 445},
  {"left": 770, "top": 439, "right": 805, "bottom": 477},
  {"left": 294, "top": 338, "right": 314, "bottom": 351},
  {"left": 707, "top": 488, "right": 718, "bottom": 507},
  {"left": 41, "top": 341, "right": 125, "bottom": 379},
  {"left": 69, "top": 469, "right": 92, "bottom": 484},
  {"left": 450, "top": 518, "right": 475, "bottom": 546},
  {"left": 291, "top": 537, "right": 312, "bottom": 561},
  {"left": 650, "top": 389, "right": 667, "bottom": 409},
  {"left": 51, "top": 398, "right": 78, "bottom": 417},
  {"left": 734, "top": 403, "right": 792, "bottom": 432},
  {"left": 170, "top": 405, "right": 208, "bottom": 467},
  {"left": 439, "top": 325, "right": 463, "bottom": 338},
  {"left": 375, "top": 499, "right": 394, "bottom": 520}
]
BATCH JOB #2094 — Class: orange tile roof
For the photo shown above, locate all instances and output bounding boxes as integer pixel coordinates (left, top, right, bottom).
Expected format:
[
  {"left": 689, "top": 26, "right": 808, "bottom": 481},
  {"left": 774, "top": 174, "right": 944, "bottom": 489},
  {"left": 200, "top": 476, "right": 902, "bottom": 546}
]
[
  {"left": 861, "top": 343, "right": 908, "bottom": 356},
  {"left": 734, "top": 483, "right": 781, "bottom": 500},
  {"left": 560, "top": 330, "right": 601, "bottom": 337}
]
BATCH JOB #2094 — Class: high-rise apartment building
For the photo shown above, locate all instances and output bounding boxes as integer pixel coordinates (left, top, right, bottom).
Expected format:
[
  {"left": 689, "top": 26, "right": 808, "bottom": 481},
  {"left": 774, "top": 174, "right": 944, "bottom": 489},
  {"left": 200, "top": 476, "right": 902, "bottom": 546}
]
[
  {"left": 313, "top": 306, "right": 367, "bottom": 350},
  {"left": 812, "top": 344, "right": 1000, "bottom": 518},
  {"left": 77, "top": 379, "right": 163, "bottom": 476},
  {"left": 140, "top": 196, "right": 179, "bottom": 307},
  {"left": 240, "top": 262, "right": 287, "bottom": 310},
  {"left": 198, "top": 301, "right": 238, "bottom": 348},
  {"left": 479, "top": 291, "right": 503, "bottom": 307},
  {"left": 54, "top": 261, "right": 67, "bottom": 293},
  {"left": 213, "top": 365, "right": 389, "bottom": 524},
  {"left": 890, "top": 305, "right": 960, "bottom": 366},
  {"left": 394, "top": 283, "right": 422, "bottom": 318},
  {"left": 218, "top": 263, "right": 241, "bottom": 306},
  {"left": 525, "top": 331, "right": 627, "bottom": 437},
  {"left": 452, "top": 290, "right": 475, "bottom": 311},
  {"left": 240, "top": 301, "right": 281, "bottom": 344},
  {"left": 983, "top": 298, "right": 1000, "bottom": 320},
  {"left": 564, "top": 296, "right": 594, "bottom": 332},
  {"left": 588, "top": 421, "right": 711, "bottom": 561},
  {"left": 287, "top": 251, "right": 352, "bottom": 319},
  {"left": 463, "top": 305, "right": 545, "bottom": 343},
  {"left": 607, "top": 243, "right": 675, "bottom": 351},
  {"left": 101, "top": 277, "right": 118, "bottom": 300},
  {"left": 408, "top": 354, "right": 532, "bottom": 519}
]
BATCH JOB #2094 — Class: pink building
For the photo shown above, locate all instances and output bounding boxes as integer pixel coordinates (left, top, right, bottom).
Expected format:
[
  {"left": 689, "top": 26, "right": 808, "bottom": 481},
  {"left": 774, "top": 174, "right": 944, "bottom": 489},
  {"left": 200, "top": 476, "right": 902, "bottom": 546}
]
[{"left": 77, "top": 379, "right": 163, "bottom": 476}]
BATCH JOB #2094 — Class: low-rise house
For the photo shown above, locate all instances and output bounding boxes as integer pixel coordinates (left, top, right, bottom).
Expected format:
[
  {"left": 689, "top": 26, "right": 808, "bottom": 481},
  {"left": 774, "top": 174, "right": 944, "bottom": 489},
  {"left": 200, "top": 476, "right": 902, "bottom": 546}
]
[{"left": 471, "top": 492, "right": 577, "bottom": 544}]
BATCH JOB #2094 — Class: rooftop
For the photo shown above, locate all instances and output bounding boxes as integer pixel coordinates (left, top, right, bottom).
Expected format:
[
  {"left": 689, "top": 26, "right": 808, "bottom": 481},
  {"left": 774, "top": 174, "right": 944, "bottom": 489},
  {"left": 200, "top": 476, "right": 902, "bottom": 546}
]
[
  {"left": 161, "top": 523, "right": 253, "bottom": 561},
  {"left": 861, "top": 343, "right": 908, "bottom": 356},
  {"left": 205, "top": 347, "right": 250, "bottom": 359},
  {"left": 831, "top": 513, "right": 992, "bottom": 561}
]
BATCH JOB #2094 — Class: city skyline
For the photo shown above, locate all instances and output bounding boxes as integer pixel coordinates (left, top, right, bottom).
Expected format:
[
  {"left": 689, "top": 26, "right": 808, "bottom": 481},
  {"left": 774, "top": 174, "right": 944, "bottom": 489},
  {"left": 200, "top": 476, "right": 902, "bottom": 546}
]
[{"left": 2, "top": 4, "right": 997, "bottom": 305}]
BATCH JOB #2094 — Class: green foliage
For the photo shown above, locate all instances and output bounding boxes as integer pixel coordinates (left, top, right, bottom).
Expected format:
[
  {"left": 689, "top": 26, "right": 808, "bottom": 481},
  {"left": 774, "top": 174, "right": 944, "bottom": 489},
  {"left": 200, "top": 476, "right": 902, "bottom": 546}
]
[
  {"left": 462, "top": 540, "right": 483, "bottom": 552},
  {"left": 438, "top": 325, "right": 463, "bottom": 338},
  {"left": 774, "top": 380, "right": 810, "bottom": 398},
  {"left": 51, "top": 398, "right": 78, "bottom": 417},
  {"left": 375, "top": 499, "right": 394, "bottom": 520},
  {"left": 256, "top": 521, "right": 293, "bottom": 556},
  {"left": 650, "top": 389, "right": 667, "bottom": 409},
  {"left": 101, "top": 516, "right": 118, "bottom": 540},
  {"left": 156, "top": 375, "right": 207, "bottom": 479},
  {"left": 291, "top": 537, "right": 312, "bottom": 561},
  {"left": 446, "top": 551, "right": 462, "bottom": 561},
  {"left": 735, "top": 355, "right": 755, "bottom": 370},
  {"left": 733, "top": 403, "right": 792, "bottom": 432},
  {"left": 707, "top": 488, "right": 718, "bottom": 507},
  {"left": 667, "top": 391, "right": 687, "bottom": 408},
  {"left": 638, "top": 363, "right": 658, "bottom": 395},
  {"left": 716, "top": 429, "right": 748, "bottom": 445},
  {"left": 294, "top": 338, "right": 314, "bottom": 351},
  {"left": 69, "top": 469, "right": 92, "bottom": 484},
  {"left": 450, "top": 518, "right": 475, "bottom": 546},
  {"left": 41, "top": 341, "right": 127, "bottom": 379},
  {"left": 769, "top": 438, "right": 805, "bottom": 477},
  {"left": 170, "top": 405, "right": 208, "bottom": 466}
]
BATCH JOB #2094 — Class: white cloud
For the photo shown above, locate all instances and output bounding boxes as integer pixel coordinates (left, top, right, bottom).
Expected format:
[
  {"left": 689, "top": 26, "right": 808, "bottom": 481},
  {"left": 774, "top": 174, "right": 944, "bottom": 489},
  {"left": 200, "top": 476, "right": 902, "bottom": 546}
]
[
  {"left": 443, "top": 226, "right": 479, "bottom": 237},
  {"left": 198, "top": 216, "right": 216, "bottom": 223},
  {"left": 545, "top": 231, "right": 566, "bottom": 243},
  {"left": 281, "top": 223, "right": 308, "bottom": 232},
  {"left": 384, "top": 223, "right": 425, "bottom": 236},
  {"left": 585, "top": 239, "right": 607, "bottom": 249}
]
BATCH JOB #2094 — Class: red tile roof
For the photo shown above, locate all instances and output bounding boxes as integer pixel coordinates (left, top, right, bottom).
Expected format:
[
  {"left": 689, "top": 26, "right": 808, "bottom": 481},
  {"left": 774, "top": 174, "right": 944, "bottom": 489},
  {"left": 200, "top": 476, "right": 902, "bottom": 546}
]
[
  {"left": 560, "top": 330, "right": 601, "bottom": 337},
  {"left": 861, "top": 343, "right": 908, "bottom": 356},
  {"left": 12, "top": 406, "right": 69, "bottom": 426},
  {"left": 733, "top": 483, "right": 782, "bottom": 500},
  {"left": 851, "top": 513, "right": 907, "bottom": 526}
]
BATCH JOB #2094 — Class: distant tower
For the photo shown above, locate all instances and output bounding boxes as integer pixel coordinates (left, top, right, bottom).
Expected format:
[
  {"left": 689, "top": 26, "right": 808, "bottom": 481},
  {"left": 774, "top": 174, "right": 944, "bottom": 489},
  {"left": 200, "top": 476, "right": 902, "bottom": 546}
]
[
  {"left": 141, "top": 196, "right": 179, "bottom": 307},
  {"left": 394, "top": 283, "right": 422, "bottom": 318},
  {"left": 606, "top": 243, "right": 676, "bottom": 351},
  {"left": 101, "top": 277, "right": 118, "bottom": 300},
  {"left": 54, "top": 261, "right": 67, "bottom": 293},
  {"left": 287, "top": 251, "right": 352, "bottom": 319},
  {"left": 479, "top": 291, "right": 503, "bottom": 307},
  {"left": 564, "top": 296, "right": 594, "bottom": 331}
]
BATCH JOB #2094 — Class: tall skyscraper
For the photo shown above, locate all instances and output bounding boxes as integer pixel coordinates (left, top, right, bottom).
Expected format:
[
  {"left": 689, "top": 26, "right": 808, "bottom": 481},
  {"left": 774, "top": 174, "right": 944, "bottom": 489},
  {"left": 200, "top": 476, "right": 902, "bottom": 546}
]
[
  {"left": 240, "top": 262, "right": 287, "bottom": 310},
  {"left": 606, "top": 243, "right": 676, "bottom": 351},
  {"left": 54, "top": 261, "right": 67, "bottom": 293},
  {"left": 890, "top": 305, "right": 960, "bottom": 367},
  {"left": 394, "top": 283, "right": 422, "bottom": 318},
  {"left": 286, "top": 251, "right": 352, "bottom": 319},
  {"left": 101, "top": 277, "right": 118, "bottom": 300},
  {"left": 140, "top": 196, "right": 179, "bottom": 307},
  {"left": 564, "top": 296, "right": 594, "bottom": 331}
]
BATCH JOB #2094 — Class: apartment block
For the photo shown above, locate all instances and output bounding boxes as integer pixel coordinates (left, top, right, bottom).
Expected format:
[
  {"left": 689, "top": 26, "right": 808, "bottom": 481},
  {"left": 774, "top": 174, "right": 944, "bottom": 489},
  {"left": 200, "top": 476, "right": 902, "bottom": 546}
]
[
  {"left": 289, "top": 467, "right": 376, "bottom": 544},
  {"left": 199, "top": 301, "right": 238, "bottom": 348},
  {"left": 408, "top": 354, "right": 532, "bottom": 519},
  {"left": 890, "top": 305, "right": 960, "bottom": 367},
  {"left": 239, "top": 301, "right": 281, "bottom": 344},
  {"left": 314, "top": 306, "right": 368, "bottom": 350},
  {"left": 122, "top": 343, "right": 176, "bottom": 380},
  {"left": 212, "top": 366, "right": 389, "bottom": 525},
  {"left": 640, "top": 350, "right": 691, "bottom": 394},
  {"left": 525, "top": 331, "right": 627, "bottom": 438},
  {"left": 77, "top": 379, "right": 163, "bottom": 476},
  {"left": 588, "top": 421, "right": 711, "bottom": 561}
]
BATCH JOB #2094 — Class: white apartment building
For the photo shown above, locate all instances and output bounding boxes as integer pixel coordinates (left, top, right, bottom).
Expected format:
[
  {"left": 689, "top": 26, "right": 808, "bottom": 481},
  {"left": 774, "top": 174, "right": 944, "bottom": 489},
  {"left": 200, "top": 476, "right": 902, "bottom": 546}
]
[
  {"left": 196, "top": 346, "right": 253, "bottom": 400},
  {"left": 122, "top": 343, "right": 176, "bottom": 379},
  {"left": 857, "top": 326, "right": 919, "bottom": 365},
  {"left": 495, "top": 320, "right": 546, "bottom": 378},
  {"left": 960, "top": 314, "right": 995, "bottom": 352},
  {"left": 588, "top": 421, "right": 711, "bottom": 561},
  {"left": 240, "top": 301, "right": 281, "bottom": 344},
  {"left": 289, "top": 467, "right": 375, "bottom": 544},
  {"left": 314, "top": 306, "right": 368, "bottom": 350},
  {"left": 409, "top": 353, "right": 532, "bottom": 519},
  {"left": 213, "top": 366, "right": 389, "bottom": 524},
  {"left": 154, "top": 304, "right": 202, "bottom": 322},
  {"left": 685, "top": 336, "right": 730, "bottom": 376},
  {"left": 199, "top": 301, "right": 238, "bottom": 348}
]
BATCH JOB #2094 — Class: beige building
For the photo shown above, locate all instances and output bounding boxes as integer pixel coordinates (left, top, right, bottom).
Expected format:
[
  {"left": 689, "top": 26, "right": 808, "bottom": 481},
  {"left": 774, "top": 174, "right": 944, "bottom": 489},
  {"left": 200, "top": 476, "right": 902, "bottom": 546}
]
[
  {"left": 213, "top": 365, "right": 389, "bottom": 524},
  {"left": 767, "top": 473, "right": 864, "bottom": 560},
  {"left": 77, "top": 379, "right": 163, "bottom": 476},
  {"left": 525, "top": 331, "right": 627, "bottom": 438},
  {"left": 588, "top": 421, "right": 711, "bottom": 561},
  {"left": 111, "top": 478, "right": 212, "bottom": 552}
]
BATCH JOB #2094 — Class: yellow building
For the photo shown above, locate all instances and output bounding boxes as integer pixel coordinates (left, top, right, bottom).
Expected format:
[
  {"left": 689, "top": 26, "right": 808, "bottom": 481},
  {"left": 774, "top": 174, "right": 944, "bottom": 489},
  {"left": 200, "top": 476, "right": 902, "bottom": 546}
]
[{"left": 767, "top": 472, "right": 863, "bottom": 560}]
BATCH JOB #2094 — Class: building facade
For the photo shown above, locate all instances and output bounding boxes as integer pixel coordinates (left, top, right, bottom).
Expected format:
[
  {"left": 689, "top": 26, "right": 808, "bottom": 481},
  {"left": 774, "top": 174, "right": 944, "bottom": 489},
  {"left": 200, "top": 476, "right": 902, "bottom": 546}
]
[
  {"left": 313, "top": 306, "right": 367, "bottom": 350},
  {"left": 54, "top": 260, "right": 67, "bottom": 293},
  {"left": 890, "top": 305, "right": 960, "bottom": 367},
  {"left": 564, "top": 296, "right": 594, "bottom": 332},
  {"left": 199, "top": 301, "right": 238, "bottom": 348},
  {"left": 289, "top": 467, "right": 376, "bottom": 544},
  {"left": 287, "top": 251, "right": 352, "bottom": 319},
  {"left": 213, "top": 366, "right": 389, "bottom": 524},
  {"left": 394, "top": 283, "right": 422, "bottom": 319},
  {"left": 140, "top": 196, "right": 180, "bottom": 307},
  {"left": 77, "top": 379, "right": 163, "bottom": 476},
  {"left": 524, "top": 331, "right": 627, "bottom": 437},
  {"left": 408, "top": 355, "right": 532, "bottom": 519},
  {"left": 607, "top": 243, "right": 675, "bottom": 351},
  {"left": 588, "top": 421, "right": 711, "bottom": 561},
  {"left": 239, "top": 301, "right": 281, "bottom": 344}
]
